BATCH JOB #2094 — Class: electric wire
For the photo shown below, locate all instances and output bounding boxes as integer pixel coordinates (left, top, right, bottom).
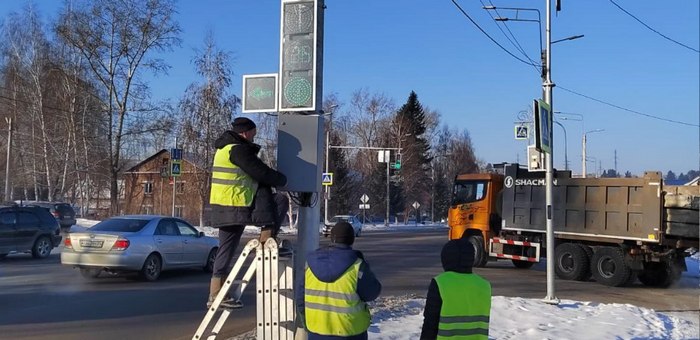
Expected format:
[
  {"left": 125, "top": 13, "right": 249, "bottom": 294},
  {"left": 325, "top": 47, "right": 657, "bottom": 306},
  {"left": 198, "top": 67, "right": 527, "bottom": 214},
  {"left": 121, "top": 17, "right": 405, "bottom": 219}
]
[
  {"left": 479, "top": 0, "right": 535, "bottom": 63},
  {"left": 558, "top": 86, "right": 699, "bottom": 127},
  {"left": 450, "top": 0, "right": 539, "bottom": 67},
  {"left": 609, "top": 0, "right": 699, "bottom": 53},
  {"left": 483, "top": 0, "right": 541, "bottom": 73}
]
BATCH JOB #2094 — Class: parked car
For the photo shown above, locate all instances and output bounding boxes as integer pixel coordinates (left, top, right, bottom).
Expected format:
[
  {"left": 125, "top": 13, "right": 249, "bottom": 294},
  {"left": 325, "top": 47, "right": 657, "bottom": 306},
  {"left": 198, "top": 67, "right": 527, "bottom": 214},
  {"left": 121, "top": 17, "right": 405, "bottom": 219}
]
[
  {"left": 22, "top": 201, "right": 76, "bottom": 231},
  {"left": 0, "top": 205, "right": 62, "bottom": 259},
  {"left": 322, "top": 215, "right": 363, "bottom": 238},
  {"left": 61, "top": 215, "right": 218, "bottom": 281}
]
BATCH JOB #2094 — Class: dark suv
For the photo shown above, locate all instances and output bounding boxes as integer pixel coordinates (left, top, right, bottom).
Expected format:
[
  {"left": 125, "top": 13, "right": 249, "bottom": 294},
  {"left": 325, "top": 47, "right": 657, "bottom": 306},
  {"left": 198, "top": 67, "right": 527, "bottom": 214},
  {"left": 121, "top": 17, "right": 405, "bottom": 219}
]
[
  {"left": 23, "top": 202, "right": 76, "bottom": 231},
  {"left": 0, "top": 205, "right": 62, "bottom": 259}
]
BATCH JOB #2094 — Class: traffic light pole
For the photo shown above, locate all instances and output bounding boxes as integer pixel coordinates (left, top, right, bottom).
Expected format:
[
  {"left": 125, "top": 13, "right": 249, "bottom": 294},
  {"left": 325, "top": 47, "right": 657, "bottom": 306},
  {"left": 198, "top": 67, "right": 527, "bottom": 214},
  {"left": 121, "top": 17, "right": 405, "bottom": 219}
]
[
  {"left": 543, "top": 0, "right": 559, "bottom": 305},
  {"left": 325, "top": 145, "right": 401, "bottom": 227}
]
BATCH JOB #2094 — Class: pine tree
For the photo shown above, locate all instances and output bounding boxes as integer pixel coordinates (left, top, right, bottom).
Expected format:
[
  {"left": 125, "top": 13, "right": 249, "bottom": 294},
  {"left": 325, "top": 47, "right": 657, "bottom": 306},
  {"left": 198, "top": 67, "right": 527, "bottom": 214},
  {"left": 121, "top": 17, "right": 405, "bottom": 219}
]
[{"left": 392, "top": 91, "right": 432, "bottom": 220}]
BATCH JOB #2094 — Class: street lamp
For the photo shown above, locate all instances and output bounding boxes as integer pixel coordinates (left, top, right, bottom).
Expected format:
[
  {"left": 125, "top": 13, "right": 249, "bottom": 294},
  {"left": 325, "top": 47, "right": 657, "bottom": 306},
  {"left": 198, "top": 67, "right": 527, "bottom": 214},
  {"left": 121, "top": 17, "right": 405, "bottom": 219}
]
[{"left": 582, "top": 129, "right": 604, "bottom": 178}]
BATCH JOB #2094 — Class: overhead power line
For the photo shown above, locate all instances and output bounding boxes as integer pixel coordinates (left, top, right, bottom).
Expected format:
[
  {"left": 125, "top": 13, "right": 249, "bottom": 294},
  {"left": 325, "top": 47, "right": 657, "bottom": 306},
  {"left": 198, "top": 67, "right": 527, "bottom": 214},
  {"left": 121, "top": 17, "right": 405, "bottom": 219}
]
[
  {"left": 558, "top": 86, "right": 700, "bottom": 127},
  {"left": 479, "top": 0, "right": 540, "bottom": 69},
  {"left": 450, "top": 0, "right": 539, "bottom": 67},
  {"left": 609, "top": 0, "right": 699, "bottom": 53}
]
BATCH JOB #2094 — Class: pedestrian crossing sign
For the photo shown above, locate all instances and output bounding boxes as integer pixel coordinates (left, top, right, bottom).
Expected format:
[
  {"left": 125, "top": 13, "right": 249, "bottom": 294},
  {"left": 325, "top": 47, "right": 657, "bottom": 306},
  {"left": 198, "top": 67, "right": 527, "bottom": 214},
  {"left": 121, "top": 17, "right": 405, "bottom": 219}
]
[
  {"left": 171, "top": 160, "right": 182, "bottom": 177},
  {"left": 515, "top": 124, "right": 529, "bottom": 140},
  {"left": 322, "top": 172, "right": 333, "bottom": 186}
]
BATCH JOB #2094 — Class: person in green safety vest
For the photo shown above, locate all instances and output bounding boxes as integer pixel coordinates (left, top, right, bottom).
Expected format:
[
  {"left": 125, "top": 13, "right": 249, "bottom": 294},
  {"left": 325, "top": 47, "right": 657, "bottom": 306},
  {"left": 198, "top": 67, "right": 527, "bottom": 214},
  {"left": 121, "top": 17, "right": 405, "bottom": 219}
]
[
  {"left": 207, "top": 117, "right": 289, "bottom": 309},
  {"left": 420, "top": 237, "right": 492, "bottom": 339}
]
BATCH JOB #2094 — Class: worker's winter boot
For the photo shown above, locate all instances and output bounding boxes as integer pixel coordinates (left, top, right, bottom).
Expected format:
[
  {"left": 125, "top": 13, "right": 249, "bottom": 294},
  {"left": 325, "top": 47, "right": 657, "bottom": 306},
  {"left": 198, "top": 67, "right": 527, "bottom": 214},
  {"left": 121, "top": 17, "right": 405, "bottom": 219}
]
[
  {"left": 207, "top": 277, "right": 243, "bottom": 309},
  {"left": 206, "top": 277, "right": 222, "bottom": 309}
]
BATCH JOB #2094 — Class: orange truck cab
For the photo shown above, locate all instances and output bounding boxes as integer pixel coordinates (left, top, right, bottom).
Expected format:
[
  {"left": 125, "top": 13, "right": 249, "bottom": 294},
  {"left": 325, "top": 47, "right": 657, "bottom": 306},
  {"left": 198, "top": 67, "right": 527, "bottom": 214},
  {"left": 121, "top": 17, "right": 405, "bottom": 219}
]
[{"left": 447, "top": 173, "right": 503, "bottom": 266}]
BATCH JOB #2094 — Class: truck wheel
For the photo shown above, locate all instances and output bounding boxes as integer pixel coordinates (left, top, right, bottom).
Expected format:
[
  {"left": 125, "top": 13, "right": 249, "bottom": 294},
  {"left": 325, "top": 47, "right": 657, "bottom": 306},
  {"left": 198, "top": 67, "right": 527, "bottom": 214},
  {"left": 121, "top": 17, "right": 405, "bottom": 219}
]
[
  {"left": 467, "top": 235, "right": 488, "bottom": 267},
  {"left": 512, "top": 260, "right": 535, "bottom": 269},
  {"left": 576, "top": 244, "right": 593, "bottom": 281},
  {"left": 638, "top": 261, "right": 681, "bottom": 288},
  {"left": 590, "top": 247, "right": 632, "bottom": 287},
  {"left": 554, "top": 243, "right": 590, "bottom": 281}
]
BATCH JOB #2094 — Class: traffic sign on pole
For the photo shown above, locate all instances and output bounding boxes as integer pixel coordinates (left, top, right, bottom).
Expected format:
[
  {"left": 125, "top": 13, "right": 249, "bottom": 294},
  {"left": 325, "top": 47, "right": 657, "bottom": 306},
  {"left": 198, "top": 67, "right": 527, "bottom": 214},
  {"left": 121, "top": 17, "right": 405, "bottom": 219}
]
[
  {"left": 360, "top": 194, "right": 369, "bottom": 203},
  {"left": 321, "top": 172, "right": 333, "bottom": 186},
  {"left": 515, "top": 123, "right": 529, "bottom": 140},
  {"left": 412, "top": 201, "right": 420, "bottom": 210},
  {"left": 534, "top": 99, "right": 552, "bottom": 154},
  {"left": 171, "top": 160, "right": 182, "bottom": 177},
  {"left": 171, "top": 148, "right": 182, "bottom": 160}
]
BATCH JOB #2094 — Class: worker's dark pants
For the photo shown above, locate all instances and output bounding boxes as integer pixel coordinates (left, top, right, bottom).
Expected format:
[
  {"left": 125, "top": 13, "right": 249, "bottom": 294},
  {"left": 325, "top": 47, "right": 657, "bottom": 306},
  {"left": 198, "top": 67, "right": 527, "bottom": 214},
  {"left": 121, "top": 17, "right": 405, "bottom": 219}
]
[
  {"left": 212, "top": 225, "right": 245, "bottom": 278},
  {"left": 212, "top": 193, "right": 289, "bottom": 278}
]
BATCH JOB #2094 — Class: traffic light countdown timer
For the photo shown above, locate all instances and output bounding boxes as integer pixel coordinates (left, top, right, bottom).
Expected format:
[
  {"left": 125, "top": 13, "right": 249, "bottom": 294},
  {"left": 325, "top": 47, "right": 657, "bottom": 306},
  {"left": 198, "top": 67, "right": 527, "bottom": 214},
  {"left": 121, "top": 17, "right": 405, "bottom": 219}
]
[{"left": 280, "top": 0, "right": 319, "bottom": 112}]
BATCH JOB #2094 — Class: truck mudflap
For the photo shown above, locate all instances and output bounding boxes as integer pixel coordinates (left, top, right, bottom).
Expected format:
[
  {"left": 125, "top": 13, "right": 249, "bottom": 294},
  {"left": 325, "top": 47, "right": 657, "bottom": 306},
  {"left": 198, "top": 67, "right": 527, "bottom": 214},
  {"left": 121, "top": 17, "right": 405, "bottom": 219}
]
[{"left": 489, "top": 237, "right": 541, "bottom": 262}]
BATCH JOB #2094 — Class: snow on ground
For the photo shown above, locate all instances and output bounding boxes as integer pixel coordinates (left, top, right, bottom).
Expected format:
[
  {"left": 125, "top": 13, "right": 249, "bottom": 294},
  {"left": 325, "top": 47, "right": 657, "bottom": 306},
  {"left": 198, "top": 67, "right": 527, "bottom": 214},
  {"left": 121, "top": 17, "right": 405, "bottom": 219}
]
[
  {"left": 73, "top": 218, "right": 699, "bottom": 339},
  {"left": 365, "top": 293, "right": 700, "bottom": 340}
]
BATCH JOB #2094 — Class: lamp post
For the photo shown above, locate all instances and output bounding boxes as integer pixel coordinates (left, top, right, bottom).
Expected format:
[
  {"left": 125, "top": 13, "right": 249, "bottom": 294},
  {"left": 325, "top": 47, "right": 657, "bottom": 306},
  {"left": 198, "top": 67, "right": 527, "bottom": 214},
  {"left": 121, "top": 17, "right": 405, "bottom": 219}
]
[
  {"left": 582, "top": 129, "right": 604, "bottom": 178},
  {"left": 486, "top": 1, "right": 585, "bottom": 305}
]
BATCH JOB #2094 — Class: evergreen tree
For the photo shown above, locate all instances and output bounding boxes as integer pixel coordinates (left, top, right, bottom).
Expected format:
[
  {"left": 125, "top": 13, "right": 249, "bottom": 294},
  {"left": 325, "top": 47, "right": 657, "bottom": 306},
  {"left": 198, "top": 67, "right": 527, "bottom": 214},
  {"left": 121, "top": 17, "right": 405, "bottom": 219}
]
[
  {"left": 665, "top": 170, "right": 677, "bottom": 181},
  {"left": 392, "top": 91, "right": 432, "bottom": 220}
]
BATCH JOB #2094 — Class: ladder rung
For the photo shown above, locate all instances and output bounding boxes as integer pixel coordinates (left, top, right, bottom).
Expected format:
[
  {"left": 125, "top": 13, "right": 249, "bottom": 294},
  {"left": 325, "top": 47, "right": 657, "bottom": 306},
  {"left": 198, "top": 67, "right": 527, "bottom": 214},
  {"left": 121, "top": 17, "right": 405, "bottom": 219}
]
[{"left": 225, "top": 279, "right": 248, "bottom": 285}]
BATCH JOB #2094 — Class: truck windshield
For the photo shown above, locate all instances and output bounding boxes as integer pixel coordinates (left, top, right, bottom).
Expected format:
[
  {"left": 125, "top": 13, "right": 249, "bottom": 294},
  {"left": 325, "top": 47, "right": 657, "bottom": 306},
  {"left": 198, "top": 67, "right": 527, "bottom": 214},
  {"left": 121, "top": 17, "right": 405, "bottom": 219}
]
[{"left": 452, "top": 180, "right": 487, "bottom": 206}]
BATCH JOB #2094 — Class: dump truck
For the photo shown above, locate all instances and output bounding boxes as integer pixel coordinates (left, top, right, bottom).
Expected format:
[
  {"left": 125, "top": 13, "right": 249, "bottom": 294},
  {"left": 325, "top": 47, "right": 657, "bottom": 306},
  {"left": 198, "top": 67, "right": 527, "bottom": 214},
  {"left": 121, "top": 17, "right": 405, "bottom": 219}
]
[{"left": 447, "top": 163, "right": 699, "bottom": 287}]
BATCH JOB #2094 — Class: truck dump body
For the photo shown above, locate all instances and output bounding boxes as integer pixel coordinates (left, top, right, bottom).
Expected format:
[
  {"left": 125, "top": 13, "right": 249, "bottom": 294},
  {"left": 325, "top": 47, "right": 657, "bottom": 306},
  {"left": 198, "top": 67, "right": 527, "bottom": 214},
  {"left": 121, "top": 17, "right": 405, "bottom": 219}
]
[{"left": 500, "top": 164, "right": 698, "bottom": 244}]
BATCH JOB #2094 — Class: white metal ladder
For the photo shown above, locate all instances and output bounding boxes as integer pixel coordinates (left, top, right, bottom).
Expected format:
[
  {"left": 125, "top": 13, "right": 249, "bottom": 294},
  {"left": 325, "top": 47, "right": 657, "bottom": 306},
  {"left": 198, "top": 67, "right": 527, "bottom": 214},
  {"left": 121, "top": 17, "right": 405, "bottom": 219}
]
[{"left": 193, "top": 238, "right": 295, "bottom": 340}]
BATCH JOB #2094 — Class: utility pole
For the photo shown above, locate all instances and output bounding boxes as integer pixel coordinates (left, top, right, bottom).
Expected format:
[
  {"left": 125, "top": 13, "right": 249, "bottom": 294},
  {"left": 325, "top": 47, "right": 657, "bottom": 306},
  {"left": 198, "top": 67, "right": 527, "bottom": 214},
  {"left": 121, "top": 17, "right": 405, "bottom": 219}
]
[
  {"left": 543, "top": 0, "right": 558, "bottom": 305},
  {"left": 172, "top": 137, "right": 178, "bottom": 217},
  {"left": 4, "top": 117, "right": 12, "bottom": 201}
]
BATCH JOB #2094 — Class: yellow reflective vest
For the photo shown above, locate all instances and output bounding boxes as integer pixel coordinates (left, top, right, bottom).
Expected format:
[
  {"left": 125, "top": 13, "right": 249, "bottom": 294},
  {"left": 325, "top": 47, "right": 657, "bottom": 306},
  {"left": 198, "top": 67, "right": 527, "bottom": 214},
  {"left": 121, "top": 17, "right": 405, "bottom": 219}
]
[
  {"left": 435, "top": 272, "right": 491, "bottom": 339},
  {"left": 209, "top": 144, "right": 258, "bottom": 207},
  {"left": 304, "top": 259, "right": 371, "bottom": 336}
]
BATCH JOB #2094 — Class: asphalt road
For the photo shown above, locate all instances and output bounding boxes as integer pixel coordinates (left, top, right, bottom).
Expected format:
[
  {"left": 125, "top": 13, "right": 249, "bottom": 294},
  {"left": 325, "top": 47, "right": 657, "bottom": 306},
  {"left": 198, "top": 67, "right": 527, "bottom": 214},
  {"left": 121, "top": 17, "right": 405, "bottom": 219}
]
[{"left": 0, "top": 229, "right": 697, "bottom": 340}]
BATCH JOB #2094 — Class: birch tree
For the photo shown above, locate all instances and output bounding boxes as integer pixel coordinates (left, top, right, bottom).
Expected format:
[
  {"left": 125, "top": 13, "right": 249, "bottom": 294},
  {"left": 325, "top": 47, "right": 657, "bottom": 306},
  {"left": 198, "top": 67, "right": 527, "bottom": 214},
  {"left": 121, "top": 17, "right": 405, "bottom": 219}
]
[
  {"left": 178, "top": 32, "right": 239, "bottom": 227},
  {"left": 56, "top": 0, "right": 181, "bottom": 214}
]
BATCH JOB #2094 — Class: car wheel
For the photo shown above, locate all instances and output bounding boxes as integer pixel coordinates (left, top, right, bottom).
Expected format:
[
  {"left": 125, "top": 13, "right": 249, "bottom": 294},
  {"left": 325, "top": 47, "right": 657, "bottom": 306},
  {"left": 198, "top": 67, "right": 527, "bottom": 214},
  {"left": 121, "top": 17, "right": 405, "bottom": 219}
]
[
  {"left": 80, "top": 268, "right": 102, "bottom": 279},
  {"left": 139, "top": 253, "right": 162, "bottom": 282},
  {"left": 32, "top": 236, "right": 52, "bottom": 259},
  {"left": 204, "top": 248, "right": 218, "bottom": 273}
]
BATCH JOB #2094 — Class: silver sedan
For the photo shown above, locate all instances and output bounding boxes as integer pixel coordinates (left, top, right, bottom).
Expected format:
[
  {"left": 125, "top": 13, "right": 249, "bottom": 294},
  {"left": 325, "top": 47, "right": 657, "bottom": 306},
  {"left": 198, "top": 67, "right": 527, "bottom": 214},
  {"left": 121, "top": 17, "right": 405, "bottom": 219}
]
[{"left": 61, "top": 215, "right": 218, "bottom": 281}]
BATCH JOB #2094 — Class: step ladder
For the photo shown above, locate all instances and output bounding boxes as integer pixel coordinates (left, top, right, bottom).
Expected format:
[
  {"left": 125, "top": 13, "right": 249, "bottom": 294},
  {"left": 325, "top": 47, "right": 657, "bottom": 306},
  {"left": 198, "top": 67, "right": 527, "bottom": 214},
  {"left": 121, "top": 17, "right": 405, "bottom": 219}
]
[{"left": 193, "top": 238, "right": 295, "bottom": 340}]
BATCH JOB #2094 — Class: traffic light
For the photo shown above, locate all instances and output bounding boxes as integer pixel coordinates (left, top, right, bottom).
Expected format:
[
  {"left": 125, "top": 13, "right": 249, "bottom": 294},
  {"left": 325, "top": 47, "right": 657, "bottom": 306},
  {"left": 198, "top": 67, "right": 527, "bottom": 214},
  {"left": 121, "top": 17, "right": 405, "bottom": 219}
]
[
  {"left": 279, "top": 0, "right": 320, "bottom": 112},
  {"left": 393, "top": 153, "right": 402, "bottom": 169}
]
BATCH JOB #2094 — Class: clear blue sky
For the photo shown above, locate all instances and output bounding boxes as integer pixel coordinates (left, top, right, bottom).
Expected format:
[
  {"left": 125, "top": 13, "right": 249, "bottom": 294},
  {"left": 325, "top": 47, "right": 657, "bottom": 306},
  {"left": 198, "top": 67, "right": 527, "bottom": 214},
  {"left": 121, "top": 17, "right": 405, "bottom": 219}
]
[{"left": 1, "top": 1, "right": 698, "bottom": 176}]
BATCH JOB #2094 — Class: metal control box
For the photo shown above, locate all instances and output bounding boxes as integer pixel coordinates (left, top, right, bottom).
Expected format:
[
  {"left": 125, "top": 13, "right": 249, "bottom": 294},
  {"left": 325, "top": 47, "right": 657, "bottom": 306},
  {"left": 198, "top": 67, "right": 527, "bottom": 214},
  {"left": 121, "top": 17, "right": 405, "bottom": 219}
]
[{"left": 277, "top": 114, "right": 324, "bottom": 193}]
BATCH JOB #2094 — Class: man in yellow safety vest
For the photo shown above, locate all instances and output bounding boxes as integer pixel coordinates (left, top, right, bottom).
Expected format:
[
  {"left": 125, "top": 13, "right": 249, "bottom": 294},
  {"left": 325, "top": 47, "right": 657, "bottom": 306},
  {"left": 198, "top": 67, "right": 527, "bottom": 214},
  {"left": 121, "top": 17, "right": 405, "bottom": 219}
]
[
  {"left": 208, "top": 117, "right": 288, "bottom": 309},
  {"left": 297, "top": 222, "right": 382, "bottom": 339}
]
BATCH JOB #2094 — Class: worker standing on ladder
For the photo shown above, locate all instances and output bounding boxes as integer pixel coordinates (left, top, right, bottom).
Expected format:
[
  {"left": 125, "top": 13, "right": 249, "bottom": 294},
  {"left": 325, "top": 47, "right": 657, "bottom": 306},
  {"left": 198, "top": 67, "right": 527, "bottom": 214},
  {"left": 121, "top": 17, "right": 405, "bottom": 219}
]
[
  {"left": 208, "top": 117, "right": 289, "bottom": 309},
  {"left": 296, "top": 222, "right": 382, "bottom": 339}
]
